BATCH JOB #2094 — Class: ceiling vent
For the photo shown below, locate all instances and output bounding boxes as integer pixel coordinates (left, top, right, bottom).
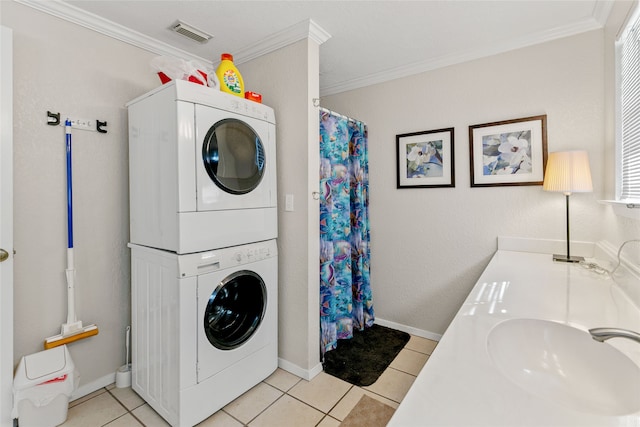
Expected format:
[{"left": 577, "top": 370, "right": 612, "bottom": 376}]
[{"left": 170, "top": 20, "right": 213, "bottom": 44}]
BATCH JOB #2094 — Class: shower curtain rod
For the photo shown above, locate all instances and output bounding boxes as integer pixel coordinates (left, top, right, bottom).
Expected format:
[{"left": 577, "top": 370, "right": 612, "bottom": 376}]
[{"left": 318, "top": 106, "right": 366, "bottom": 126}]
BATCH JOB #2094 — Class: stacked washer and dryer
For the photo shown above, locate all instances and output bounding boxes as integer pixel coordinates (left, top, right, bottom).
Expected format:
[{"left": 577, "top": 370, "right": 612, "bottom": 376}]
[{"left": 126, "top": 80, "right": 278, "bottom": 427}]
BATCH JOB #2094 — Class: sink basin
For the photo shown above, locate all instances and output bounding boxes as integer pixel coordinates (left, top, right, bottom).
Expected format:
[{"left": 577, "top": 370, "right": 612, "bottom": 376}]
[{"left": 487, "top": 318, "right": 640, "bottom": 416}]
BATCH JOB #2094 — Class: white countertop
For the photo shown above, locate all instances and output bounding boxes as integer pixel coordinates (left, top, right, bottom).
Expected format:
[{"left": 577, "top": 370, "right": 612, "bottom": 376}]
[{"left": 388, "top": 249, "right": 640, "bottom": 427}]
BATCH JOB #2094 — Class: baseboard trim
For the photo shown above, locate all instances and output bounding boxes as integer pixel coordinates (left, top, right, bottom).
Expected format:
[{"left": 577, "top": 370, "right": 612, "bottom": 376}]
[
  {"left": 277, "top": 358, "right": 323, "bottom": 381},
  {"left": 375, "top": 318, "right": 442, "bottom": 342},
  {"left": 73, "top": 359, "right": 325, "bottom": 401},
  {"left": 70, "top": 372, "right": 116, "bottom": 401}
]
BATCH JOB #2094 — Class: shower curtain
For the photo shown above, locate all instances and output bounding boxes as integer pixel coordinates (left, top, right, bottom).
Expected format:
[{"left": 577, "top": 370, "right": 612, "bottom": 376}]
[{"left": 319, "top": 109, "right": 374, "bottom": 355}]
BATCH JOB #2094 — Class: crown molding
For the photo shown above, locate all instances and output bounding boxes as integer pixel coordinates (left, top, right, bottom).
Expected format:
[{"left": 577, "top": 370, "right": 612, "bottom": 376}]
[
  {"left": 592, "top": 0, "right": 615, "bottom": 26},
  {"left": 14, "top": 0, "right": 213, "bottom": 65},
  {"left": 233, "top": 19, "right": 331, "bottom": 65},
  {"left": 14, "top": 0, "right": 331, "bottom": 69},
  {"left": 13, "top": 0, "right": 610, "bottom": 97},
  {"left": 320, "top": 15, "right": 606, "bottom": 96},
  {"left": 308, "top": 19, "right": 332, "bottom": 45}
]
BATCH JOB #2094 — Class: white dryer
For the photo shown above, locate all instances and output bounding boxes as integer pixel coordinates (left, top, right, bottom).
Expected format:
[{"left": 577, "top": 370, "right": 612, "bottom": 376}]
[
  {"left": 127, "top": 80, "right": 277, "bottom": 254},
  {"left": 129, "top": 239, "right": 278, "bottom": 427}
]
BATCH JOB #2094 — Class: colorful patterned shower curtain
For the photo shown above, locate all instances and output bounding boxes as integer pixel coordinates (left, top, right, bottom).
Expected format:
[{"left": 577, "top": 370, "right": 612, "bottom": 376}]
[{"left": 319, "top": 110, "right": 374, "bottom": 356}]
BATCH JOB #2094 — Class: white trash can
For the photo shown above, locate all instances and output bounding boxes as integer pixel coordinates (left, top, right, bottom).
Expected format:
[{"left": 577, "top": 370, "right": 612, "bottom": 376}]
[{"left": 12, "top": 345, "right": 78, "bottom": 427}]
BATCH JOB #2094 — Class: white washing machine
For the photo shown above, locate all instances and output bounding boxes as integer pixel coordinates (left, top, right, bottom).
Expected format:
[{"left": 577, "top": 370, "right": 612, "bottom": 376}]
[
  {"left": 127, "top": 80, "right": 277, "bottom": 254},
  {"left": 129, "top": 239, "right": 278, "bottom": 427}
]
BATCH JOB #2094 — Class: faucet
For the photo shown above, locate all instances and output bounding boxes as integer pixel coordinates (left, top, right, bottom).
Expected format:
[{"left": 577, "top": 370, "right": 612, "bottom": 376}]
[{"left": 589, "top": 327, "right": 640, "bottom": 344}]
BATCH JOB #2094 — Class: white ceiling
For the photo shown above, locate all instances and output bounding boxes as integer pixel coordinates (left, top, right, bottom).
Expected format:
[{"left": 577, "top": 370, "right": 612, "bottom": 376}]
[{"left": 19, "top": 0, "right": 614, "bottom": 96}]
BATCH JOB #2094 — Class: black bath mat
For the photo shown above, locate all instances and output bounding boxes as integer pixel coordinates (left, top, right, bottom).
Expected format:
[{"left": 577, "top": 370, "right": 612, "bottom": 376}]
[{"left": 323, "top": 324, "right": 410, "bottom": 386}]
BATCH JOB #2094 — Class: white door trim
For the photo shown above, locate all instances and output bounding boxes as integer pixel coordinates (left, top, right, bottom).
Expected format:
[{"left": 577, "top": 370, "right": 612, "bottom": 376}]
[{"left": 0, "top": 24, "right": 14, "bottom": 427}]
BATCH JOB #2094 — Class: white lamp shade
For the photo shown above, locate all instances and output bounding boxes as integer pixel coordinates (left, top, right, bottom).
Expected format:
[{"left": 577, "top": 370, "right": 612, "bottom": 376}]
[{"left": 543, "top": 150, "right": 593, "bottom": 193}]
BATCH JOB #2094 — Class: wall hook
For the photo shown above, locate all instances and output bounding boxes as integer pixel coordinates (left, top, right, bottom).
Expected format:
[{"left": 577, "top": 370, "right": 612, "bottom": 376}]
[
  {"left": 96, "top": 120, "right": 108, "bottom": 134},
  {"left": 47, "top": 111, "right": 60, "bottom": 126},
  {"left": 312, "top": 98, "right": 320, "bottom": 108},
  {"left": 46, "top": 110, "right": 108, "bottom": 134}
]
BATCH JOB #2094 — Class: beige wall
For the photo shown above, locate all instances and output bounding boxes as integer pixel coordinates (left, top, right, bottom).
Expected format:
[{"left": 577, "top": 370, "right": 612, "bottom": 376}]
[
  {"left": 242, "top": 38, "right": 322, "bottom": 376},
  {"left": 2, "top": 1, "right": 158, "bottom": 391},
  {"left": 322, "top": 30, "right": 623, "bottom": 335}
]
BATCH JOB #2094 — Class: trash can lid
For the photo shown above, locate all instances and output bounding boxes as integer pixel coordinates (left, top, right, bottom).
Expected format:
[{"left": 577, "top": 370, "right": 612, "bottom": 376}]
[
  {"left": 25, "top": 346, "right": 71, "bottom": 380},
  {"left": 14, "top": 345, "right": 75, "bottom": 390}
]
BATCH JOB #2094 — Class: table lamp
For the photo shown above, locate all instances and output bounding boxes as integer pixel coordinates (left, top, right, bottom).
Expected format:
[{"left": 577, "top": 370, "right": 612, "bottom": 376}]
[{"left": 543, "top": 150, "right": 593, "bottom": 263}]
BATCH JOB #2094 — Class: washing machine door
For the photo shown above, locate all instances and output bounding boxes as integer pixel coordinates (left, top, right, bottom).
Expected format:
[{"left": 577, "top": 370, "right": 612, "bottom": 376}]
[
  {"left": 202, "top": 118, "right": 265, "bottom": 195},
  {"left": 203, "top": 270, "right": 267, "bottom": 350},
  {"left": 197, "top": 253, "right": 277, "bottom": 383}
]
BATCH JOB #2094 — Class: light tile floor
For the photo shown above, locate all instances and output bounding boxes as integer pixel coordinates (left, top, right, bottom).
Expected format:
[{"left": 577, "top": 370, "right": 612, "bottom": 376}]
[{"left": 60, "top": 335, "right": 437, "bottom": 427}]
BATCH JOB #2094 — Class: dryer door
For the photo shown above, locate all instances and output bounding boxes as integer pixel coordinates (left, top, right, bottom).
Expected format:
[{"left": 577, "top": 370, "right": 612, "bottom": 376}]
[
  {"left": 202, "top": 118, "right": 265, "bottom": 195},
  {"left": 203, "top": 270, "right": 266, "bottom": 350},
  {"left": 195, "top": 104, "right": 276, "bottom": 212}
]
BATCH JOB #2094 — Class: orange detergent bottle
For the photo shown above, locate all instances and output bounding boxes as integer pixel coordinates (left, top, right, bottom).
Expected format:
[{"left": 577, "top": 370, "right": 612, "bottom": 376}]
[{"left": 215, "top": 53, "right": 245, "bottom": 97}]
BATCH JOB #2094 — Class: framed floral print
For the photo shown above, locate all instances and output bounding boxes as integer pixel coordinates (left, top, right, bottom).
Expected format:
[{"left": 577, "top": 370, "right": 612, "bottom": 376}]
[
  {"left": 396, "top": 127, "right": 455, "bottom": 188},
  {"left": 469, "top": 115, "right": 548, "bottom": 187}
]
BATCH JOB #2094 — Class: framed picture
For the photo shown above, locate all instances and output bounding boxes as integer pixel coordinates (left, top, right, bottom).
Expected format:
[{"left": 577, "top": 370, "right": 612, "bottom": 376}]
[
  {"left": 396, "top": 128, "right": 455, "bottom": 188},
  {"left": 469, "top": 115, "right": 547, "bottom": 187}
]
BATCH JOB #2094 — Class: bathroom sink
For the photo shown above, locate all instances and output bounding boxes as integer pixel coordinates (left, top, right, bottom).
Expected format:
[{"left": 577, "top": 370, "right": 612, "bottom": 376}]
[{"left": 486, "top": 318, "right": 640, "bottom": 416}]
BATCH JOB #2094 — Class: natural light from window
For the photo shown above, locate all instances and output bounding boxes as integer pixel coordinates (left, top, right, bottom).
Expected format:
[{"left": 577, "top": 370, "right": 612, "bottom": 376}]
[{"left": 617, "top": 4, "right": 640, "bottom": 208}]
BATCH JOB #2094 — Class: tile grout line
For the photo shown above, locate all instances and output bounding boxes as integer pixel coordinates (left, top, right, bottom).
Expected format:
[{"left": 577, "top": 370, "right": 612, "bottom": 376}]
[
  {"left": 315, "top": 376, "right": 355, "bottom": 419},
  {"left": 220, "top": 380, "right": 297, "bottom": 426},
  {"left": 387, "top": 362, "right": 427, "bottom": 377},
  {"left": 403, "top": 346, "right": 434, "bottom": 357},
  {"left": 316, "top": 413, "right": 341, "bottom": 426},
  {"left": 284, "top": 382, "right": 353, "bottom": 417},
  {"left": 104, "top": 388, "right": 146, "bottom": 426},
  {"left": 233, "top": 390, "right": 288, "bottom": 426},
  {"left": 323, "top": 383, "right": 355, "bottom": 416},
  {"left": 220, "top": 405, "right": 252, "bottom": 426},
  {"left": 100, "top": 412, "right": 141, "bottom": 427},
  {"left": 360, "top": 387, "right": 404, "bottom": 405}
]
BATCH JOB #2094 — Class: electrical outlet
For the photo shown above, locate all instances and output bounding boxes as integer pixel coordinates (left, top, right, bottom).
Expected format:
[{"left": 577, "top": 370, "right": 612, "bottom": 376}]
[{"left": 68, "top": 118, "right": 94, "bottom": 131}]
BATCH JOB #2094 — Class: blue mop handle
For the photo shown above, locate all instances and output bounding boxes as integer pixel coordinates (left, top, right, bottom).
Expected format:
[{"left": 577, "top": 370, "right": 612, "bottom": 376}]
[{"left": 65, "top": 120, "right": 73, "bottom": 249}]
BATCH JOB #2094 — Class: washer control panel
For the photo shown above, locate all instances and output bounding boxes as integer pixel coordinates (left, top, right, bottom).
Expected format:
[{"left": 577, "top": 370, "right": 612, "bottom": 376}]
[
  {"left": 178, "top": 239, "right": 277, "bottom": 277},
  {"left": 231, "top": 244, "right": 273, "bottom": 265}
]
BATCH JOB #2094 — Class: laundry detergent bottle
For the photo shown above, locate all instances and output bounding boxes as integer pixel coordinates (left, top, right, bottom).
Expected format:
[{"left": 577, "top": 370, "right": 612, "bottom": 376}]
[{"left": 216, "top": 53, "right": 245, "bottom": 97}]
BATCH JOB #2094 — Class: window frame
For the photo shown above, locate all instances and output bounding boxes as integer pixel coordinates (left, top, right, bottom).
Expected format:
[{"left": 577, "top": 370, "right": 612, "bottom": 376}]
[{"left": 612, "top": 3, "right": 640, "bottom": 218}]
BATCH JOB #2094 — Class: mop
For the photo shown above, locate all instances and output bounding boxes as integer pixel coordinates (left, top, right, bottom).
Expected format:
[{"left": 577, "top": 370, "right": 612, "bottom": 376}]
[{"left": 44, "top": 120, "right": 99, "bottom": 349}]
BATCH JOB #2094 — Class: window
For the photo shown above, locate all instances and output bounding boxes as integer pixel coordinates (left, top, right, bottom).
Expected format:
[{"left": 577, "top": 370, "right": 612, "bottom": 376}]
[{"left": 617, "top": 5, "right": 640, "bottom": 204}]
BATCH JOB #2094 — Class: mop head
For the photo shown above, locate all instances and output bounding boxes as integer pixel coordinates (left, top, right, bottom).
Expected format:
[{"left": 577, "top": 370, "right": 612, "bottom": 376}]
[{"left": 44, "top": 324, "right": 99, "bottom": 350}]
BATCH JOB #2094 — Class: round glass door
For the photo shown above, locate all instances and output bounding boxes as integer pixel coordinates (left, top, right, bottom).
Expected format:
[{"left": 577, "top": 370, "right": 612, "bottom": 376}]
[
  {"left": 204, "top": 270, "right": 266, "bottom": 350},
  {"left": 202, "top": 118, "right": 266, "bottom": 195}
]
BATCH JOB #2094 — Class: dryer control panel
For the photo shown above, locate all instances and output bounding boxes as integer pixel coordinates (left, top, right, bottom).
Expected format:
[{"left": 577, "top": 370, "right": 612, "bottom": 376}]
[{"left": 226, "top": 97, "right": 271, "bottom": 122}]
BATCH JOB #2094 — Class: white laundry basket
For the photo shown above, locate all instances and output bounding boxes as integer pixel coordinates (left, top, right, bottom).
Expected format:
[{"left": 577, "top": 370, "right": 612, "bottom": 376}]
[{"left": 12, "top": 345, "right": 78, "bottom": 427}]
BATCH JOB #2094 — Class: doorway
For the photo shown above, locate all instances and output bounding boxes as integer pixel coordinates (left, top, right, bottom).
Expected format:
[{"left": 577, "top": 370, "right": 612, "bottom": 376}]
[{"left": 0, "top": 24, "right": 14, "bottom": 426}]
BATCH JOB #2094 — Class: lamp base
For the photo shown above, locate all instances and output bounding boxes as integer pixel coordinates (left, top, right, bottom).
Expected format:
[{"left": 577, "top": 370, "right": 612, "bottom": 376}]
[{"left": 552, "top": 254, "right": 584, "bottom": 263}]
